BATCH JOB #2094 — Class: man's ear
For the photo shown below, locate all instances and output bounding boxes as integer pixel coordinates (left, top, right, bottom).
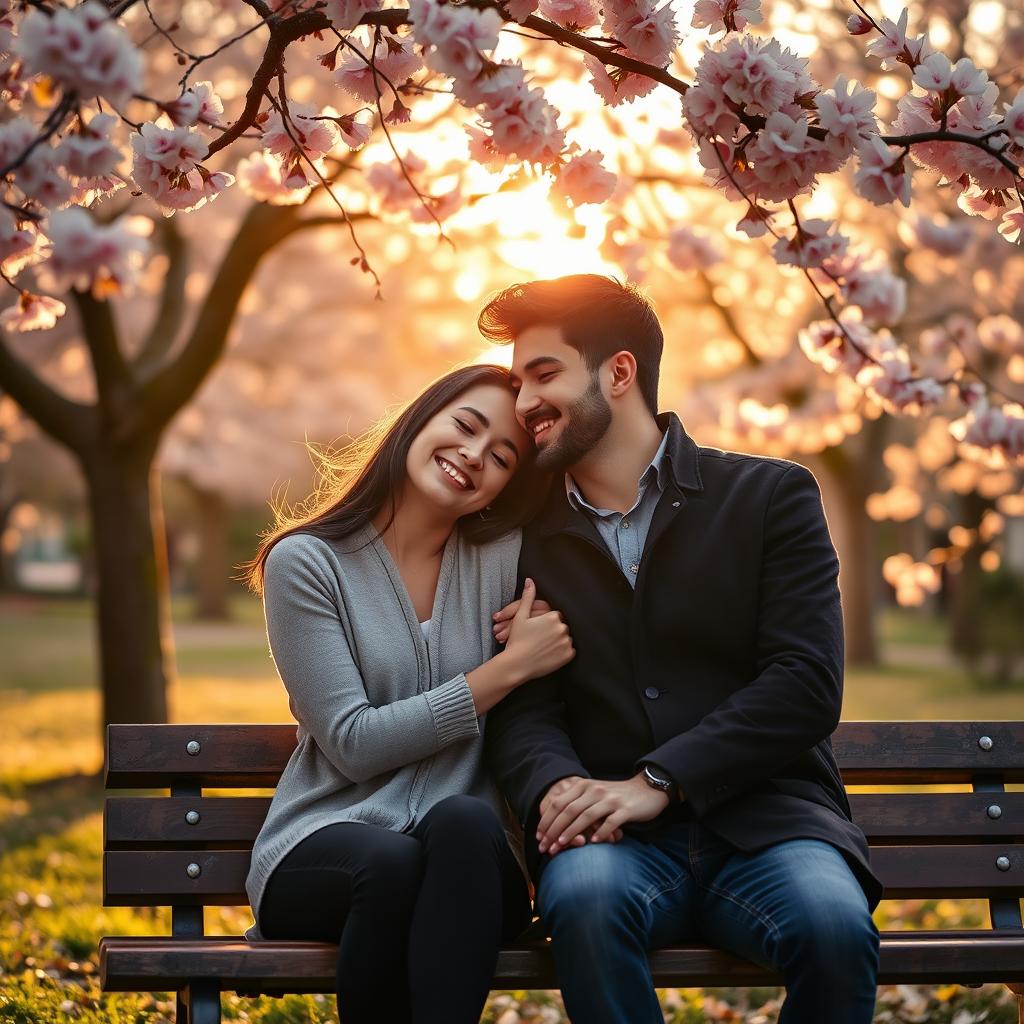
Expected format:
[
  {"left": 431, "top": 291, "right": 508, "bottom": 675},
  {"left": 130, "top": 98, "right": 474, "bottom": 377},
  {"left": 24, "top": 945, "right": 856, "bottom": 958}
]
[{"left": 607, "top": 351, "right": 638, "bottom": 398}]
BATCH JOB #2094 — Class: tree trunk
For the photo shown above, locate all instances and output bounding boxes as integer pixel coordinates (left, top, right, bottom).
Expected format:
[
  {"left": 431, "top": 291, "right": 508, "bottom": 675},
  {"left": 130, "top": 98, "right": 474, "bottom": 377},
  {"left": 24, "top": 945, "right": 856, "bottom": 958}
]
[
  {"left": 83, "top": 443, "right": 172, "bottom": 726},
  {"left": 813, "top": 425, "right": 886, "bottom": 667},
  {"left": 190, "top": 481, "right": 231, "bottom": 621}
]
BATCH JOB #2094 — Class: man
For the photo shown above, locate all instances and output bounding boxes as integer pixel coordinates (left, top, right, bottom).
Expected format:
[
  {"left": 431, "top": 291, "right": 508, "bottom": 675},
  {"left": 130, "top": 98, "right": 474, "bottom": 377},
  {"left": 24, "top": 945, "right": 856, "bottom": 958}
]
[{"left": 481, "top": 275, "right": 881, "bottom": 1024}]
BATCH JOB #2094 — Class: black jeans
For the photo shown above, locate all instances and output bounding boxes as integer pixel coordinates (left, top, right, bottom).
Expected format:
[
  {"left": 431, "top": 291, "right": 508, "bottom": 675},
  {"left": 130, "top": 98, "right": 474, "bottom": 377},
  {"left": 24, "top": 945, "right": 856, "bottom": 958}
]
[{"left": 258, "top": 794, "right": 532, "bottom": 1024}]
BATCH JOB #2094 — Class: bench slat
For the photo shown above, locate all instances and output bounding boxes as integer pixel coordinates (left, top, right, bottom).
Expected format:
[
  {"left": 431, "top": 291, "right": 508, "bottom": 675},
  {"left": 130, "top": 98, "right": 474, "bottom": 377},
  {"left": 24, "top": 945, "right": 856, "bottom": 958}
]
[
  {"left": 105, "top": 722, "right": 1024, "bottom": 788},
  {"left": 102, "top": 793, "right": 1024, "bottom": 850},
  {"left": 99, "top": 931, "right": 1024, "bottom": 991},
  {"left": 103, "top": 846, "right": 1024, "bottom": 906},
  {"left": 105, "top": 798, "right": 272, "bottom": 848}
]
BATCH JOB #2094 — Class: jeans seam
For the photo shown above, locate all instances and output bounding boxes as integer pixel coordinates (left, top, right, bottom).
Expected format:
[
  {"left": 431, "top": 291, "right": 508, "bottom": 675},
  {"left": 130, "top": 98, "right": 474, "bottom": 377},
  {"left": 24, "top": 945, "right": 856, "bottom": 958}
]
[
  {"left": 700, "top": 880, "right": 782, "bottom": 943},
  {"left": 640, "top": 867, "right": 689, "bottom": 908}
]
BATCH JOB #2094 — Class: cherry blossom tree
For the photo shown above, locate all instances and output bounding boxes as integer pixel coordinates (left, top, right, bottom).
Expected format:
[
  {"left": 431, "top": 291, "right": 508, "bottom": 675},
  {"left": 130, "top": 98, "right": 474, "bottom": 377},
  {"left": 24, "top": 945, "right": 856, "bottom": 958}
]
[{"left": 2, "top": 0, "right": 1024, "bottom": 720}]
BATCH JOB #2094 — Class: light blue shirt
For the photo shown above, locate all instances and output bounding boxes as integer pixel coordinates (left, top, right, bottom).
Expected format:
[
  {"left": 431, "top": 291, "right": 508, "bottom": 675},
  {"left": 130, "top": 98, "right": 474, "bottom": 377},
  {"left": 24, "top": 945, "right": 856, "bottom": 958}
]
[{"left": 566, "top": 430, "right": 671, "bottom": 588}]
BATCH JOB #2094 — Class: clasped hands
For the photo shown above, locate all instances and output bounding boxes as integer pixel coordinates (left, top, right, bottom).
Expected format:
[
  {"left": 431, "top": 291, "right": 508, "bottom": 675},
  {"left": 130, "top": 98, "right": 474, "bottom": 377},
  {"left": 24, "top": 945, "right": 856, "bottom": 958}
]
[{"left": 536, "top": 773, "right": 670, "bottom": 856}]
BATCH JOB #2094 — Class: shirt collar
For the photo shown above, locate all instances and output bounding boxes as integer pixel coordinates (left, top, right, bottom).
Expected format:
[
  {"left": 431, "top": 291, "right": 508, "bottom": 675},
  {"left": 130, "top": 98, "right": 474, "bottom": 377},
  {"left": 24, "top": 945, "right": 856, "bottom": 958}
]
[{"left": 565, "top": 426, "right": 671, "bottom": 515}]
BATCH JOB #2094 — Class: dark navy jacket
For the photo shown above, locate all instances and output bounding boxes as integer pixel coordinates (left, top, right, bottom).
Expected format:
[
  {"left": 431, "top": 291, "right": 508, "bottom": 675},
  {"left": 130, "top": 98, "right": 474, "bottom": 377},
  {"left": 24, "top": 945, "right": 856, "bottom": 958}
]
[{"left": 486, "top": 412, "right": 882, "bottom": 909}]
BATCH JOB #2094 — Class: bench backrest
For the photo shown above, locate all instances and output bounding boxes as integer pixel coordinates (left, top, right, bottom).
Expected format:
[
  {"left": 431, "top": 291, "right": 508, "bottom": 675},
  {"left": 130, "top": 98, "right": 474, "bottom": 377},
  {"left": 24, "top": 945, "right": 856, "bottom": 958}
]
[{"left": 102, "top": 722, "right": 1024, "bottom": 933}]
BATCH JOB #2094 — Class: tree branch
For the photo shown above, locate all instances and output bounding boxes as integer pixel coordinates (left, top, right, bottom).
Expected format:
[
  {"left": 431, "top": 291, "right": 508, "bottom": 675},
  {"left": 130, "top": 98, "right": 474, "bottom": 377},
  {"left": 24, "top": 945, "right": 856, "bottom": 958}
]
[
  {"left": 135, "top": 217, "right": 189, "bottom": 375},
  {"left": 0, "top": 331, "right": 95, "bottom": 454},
  {"left": 131, "top": 204, "right": 372, "bottom": 439}
]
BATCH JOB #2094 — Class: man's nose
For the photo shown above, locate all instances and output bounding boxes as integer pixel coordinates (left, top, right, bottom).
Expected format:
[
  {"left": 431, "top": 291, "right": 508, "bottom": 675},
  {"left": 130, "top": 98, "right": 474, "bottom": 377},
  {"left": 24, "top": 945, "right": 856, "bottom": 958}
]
[{"left": 516, "top": 388, "right": 540, "bottom": 423}]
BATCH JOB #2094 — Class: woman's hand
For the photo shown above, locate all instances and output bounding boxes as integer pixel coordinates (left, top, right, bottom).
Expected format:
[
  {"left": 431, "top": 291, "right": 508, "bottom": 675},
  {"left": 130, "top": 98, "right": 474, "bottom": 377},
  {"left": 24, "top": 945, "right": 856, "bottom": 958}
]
[
  {"left": 502, "top": 579, "right": 574, "bottom": 682},
  {"left": 492, "top": 591, "right": 553, "bottom": 645}
]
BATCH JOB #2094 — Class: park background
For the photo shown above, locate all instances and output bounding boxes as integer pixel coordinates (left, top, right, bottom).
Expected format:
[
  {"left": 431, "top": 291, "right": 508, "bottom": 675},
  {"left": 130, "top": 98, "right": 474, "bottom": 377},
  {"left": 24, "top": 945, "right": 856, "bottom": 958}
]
[{"left": 3, "top": 0, "right": 1024, "bottom": 1019}]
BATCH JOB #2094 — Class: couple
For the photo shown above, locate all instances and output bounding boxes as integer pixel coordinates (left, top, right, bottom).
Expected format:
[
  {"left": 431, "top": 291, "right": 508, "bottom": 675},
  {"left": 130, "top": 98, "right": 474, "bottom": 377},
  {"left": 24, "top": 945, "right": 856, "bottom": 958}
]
[{"left": 243, "top": 274, "right": 882, "bottom": 1024}]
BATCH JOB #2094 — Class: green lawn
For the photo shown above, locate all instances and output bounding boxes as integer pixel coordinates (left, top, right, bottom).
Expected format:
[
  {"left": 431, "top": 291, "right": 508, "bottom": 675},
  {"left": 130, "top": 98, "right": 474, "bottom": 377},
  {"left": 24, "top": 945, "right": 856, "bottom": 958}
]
[{"left": 1, "top": 595, "right": 1019, "bottom": 1023}]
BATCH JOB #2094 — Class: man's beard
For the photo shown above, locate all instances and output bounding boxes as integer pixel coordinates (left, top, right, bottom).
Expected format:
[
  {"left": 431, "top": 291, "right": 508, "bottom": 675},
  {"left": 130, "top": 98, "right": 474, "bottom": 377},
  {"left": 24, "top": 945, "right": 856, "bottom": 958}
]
[{"left": 534, "top": 373, "right": 612, "bottom": 472}]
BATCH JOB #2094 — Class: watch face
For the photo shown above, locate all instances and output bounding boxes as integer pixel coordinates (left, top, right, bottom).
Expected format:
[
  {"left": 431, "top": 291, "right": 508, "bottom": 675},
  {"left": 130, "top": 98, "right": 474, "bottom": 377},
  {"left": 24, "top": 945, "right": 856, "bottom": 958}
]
[{"left": 644, "top": 766, "right": 670, "bottom": 789}]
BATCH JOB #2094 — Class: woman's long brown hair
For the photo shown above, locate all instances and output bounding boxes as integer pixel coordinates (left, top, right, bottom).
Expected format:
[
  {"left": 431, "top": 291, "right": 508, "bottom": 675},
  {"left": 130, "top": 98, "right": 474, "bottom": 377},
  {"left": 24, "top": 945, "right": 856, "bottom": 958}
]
[{"left": 243, "top": 364, "right": 545, "bottom": 595}]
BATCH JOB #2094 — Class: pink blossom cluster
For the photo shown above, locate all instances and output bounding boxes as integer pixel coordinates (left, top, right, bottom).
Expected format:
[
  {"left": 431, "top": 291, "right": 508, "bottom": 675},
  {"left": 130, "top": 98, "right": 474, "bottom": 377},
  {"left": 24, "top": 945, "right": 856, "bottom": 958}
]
[
  {"left": 772, "top": 218, "right": 849, "bottom": 270},
  {"left": 691, "top": 0, "right": 762, "bottom": 36},
  {"left": 235, "top": 152, "right": 310, "bottom": 206},
  {"left": 552, "top": 149, "right": 617, "bottom": 206},
  {"left": 912, "top": 215, "right": 974, "bottom": 256},
  {"left": 824, "top": 253, "right": 908, "bottom": 327},
  {"left": 538, "top": 0, "right": 600, "bottom": 30},
  {"left": 410, "top": 0, "right": 566, "bottom": 165},
  {"left": 323, "top": 0, "right": 382, "bottom": 32},
  {"left": 583, "top": 55, "right": 658, "bottom": 108},
  {"left": 162, "top": 82, "right": 224, "bottom": 129},
  {"left": 12, "top": 1, "right": 142, "bottom": 106},
  {"left": 666, "top": 225, "right": 723, "bottom": 272},
  {"left": 860, "top": 350, "right": 946, "bottom": 415},
  {"left": 602, "top": 0, "right": 679, "bottom": 67},
  {"left": 798, "top": 312, "right": 878, "bottom": 379},
  {"left": 951, "top": 398, "right": 1024, "bottom": 463},
  {"left": 0, "top": 212, "right": 38, "bottom": 275},
  {"left": 336, "top": 36, "right": 423, "bottom": 102},
  {"left": 366, "top": 152, "right": 465, "bottom": 224},
  {"left": 131, "top": 122, "right": 233, "bottom": 215},
  {"left": 42, "top": 206, "right": 149, "bottom": 297},
  {"left": 0, "top": 290, "right": 65, "bottom": 334},
  {"left": 683, "top": 36, "right": 878, "bottom": 206}
]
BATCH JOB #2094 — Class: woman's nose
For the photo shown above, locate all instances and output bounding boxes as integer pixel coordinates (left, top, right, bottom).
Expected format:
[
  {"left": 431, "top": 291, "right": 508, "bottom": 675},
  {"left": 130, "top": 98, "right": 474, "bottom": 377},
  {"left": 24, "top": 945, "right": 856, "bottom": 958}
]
[{"left": 460, "top": 445, "right": 484, "bottom": 468}]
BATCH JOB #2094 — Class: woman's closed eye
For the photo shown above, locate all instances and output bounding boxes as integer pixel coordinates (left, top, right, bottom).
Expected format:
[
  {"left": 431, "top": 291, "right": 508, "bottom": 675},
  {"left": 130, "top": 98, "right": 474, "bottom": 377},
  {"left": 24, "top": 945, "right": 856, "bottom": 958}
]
[{"left": 454, "top": 417, "right": 511, "bottom": 470}]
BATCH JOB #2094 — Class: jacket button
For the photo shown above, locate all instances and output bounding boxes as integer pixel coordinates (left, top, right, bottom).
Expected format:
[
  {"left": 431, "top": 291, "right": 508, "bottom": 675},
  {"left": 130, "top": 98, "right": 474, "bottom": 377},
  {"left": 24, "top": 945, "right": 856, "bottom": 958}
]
[{"left": 644, "top": 686, "right": 659, "bottom": 699}]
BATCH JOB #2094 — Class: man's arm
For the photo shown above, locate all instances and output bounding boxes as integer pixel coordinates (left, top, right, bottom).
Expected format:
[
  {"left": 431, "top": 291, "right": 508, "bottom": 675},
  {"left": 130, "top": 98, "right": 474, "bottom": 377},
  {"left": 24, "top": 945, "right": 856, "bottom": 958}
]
[
  {"left": 640, "top": 462, "right": 844, "bottom": 816},
  {"left": 484, "top": 664, "right": 591, "bottom": 830}
]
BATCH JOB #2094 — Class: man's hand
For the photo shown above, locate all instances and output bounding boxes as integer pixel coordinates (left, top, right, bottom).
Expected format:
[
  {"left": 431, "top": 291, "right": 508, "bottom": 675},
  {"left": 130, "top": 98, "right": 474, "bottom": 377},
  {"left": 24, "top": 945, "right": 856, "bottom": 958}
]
[
  {"left": 492, "top": 595, "right": 552, "bottom": 644},
  {"left": 537, "top": 773, "right": 669, "bottom": 854}
]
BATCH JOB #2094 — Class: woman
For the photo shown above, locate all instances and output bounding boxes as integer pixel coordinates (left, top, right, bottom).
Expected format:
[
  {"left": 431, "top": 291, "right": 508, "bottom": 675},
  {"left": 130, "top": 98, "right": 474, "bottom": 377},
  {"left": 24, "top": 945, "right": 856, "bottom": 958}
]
[{"left": 243, "top": 364, "right": 572, "bottom": 1024}]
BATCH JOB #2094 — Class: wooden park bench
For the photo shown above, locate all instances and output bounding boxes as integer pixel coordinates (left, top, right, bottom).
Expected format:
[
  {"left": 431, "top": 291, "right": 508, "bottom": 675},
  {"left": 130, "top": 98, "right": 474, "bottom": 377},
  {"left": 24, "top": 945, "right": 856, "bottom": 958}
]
[{"left": 100, "top": 721, "right": 1024, "bottom": 1024}]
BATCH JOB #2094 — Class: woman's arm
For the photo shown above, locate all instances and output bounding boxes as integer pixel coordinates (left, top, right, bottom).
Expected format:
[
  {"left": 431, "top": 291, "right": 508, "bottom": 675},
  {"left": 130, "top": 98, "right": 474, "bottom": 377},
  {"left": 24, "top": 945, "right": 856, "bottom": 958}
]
[{"left": 263, "top": 535, "right": 481, "bottom": 783}]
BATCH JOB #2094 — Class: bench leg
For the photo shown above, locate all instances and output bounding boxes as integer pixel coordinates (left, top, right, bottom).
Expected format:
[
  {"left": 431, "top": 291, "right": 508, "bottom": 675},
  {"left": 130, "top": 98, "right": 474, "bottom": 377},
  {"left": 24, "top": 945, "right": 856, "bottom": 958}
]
[{"left": 177, "top": 980, "right": 220, "bottom": 1024}]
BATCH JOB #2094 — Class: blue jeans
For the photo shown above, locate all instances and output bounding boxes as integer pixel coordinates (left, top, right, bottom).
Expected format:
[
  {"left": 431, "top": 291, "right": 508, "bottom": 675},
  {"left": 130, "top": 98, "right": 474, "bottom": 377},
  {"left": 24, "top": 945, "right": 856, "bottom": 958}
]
[{"left": 537, "top": 822, "right": 879, "bottom": 1024}]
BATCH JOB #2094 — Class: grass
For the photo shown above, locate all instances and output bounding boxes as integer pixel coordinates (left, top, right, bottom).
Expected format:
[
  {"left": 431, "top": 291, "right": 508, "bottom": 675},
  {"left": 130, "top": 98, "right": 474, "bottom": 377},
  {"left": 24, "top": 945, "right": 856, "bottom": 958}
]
[{"left": 1, "top": 595, "right": 1021, "bottom": 1023}]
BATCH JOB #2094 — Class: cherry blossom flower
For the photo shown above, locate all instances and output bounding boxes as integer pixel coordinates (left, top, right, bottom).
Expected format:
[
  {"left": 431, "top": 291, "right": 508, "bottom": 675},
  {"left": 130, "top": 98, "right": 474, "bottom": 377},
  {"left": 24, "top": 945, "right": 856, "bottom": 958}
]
[
  {"left": 42, "top": 206, "right": 150, "bottom": 296},
  {"left": 838, "top": 260, "right": 907, "bottom": 325},
  {"left": 479, "top": 84, "right": 565, "bottom": 163},
  {"left": 585, "top": 54, "right": 659, "bottom": 107},
  {"left": 815, "top": 77, "right": 877, "bottom": 158},
  {"left": 552, "top": 150, "right": 617, "bottom": 206},
  {"left": 846, "top": 14, "right": 872, "bottom": 35},
  {"left": 133, "top": 122, "right": 208, "bottom": 171},
  {"left": 262, "top": 103, "right": 339, "bottom": 163},
  {"left": 0, "top": 291, "right": 66, "bottom": 333},
  {"left": 337, "top": 114, "right": 372, "bottom": 149},
  {"left": 799, "top": 312, "right": 877, "bottom": 378},
  {"left": 691, "top": 0, "right": 762, "bottom": 35},
  {"left": 861, "top": 351, "right": 946, "bottom": 415},
  {"left": 409, "top": 185, "right": 464, "bottom": 223},
  {"left": 410, "top": 0, "right": 502, "bottom": 80},
  {"left": 666, "top": 225, "right": 723, "bottom": 272},
  {"left": 131, "top": 123, "right": 233, "bottom": 215},
  {"left": 539, "top": 0, "right": 600, "bottom": 30},
  {"left": 335, "top": 36, "right": 422, "bottom": 102},
  {"left": 853, "top": 136, "right": 912, "bottom": 206},
  {"left": 998, "top": 207, "right": 1024, "bottom": 244},
  {"left": 57, "top": 113, "right": 122, "bottom": 179},
  {"left": 0, "top": 117, "right": 35, "bottom": 170},
  {"left": 323, "top": 0, "right": 381, "bottom": 31},
  {"left": 736, "top": 201, "right": 774, "bottom": 238},
  {"left": 0, "top": 213, "right": 37, "bottom": 271},
  {"left": 464, "top": 125, "right": 506, "bottom": 171},
  {"left": 951, "top": 398, "right": 1024, "bottom": 463},
  {"left": 15, "top": 147, "right": 74, "bottom": 209},
  {"left": 912, "top": 52, "right": 954, "bottom": 93},
  {"left": 162, "top": 82, "right": 224, "bottom": 128},
  {"left": 864, "top": 9, "right": 931, "bottom": 71},
  {"left": 13, "top": 1, "right": 142, "bottom": 105},
  {"left": 772, "top": 218, "right": 849, "bottom": 269},
  {"left": 236, "top": 152, "right": 311, "bottom": 205},
  {"left": 912, "top": 215, "right": 973, "bottom": 256},
  {"left": 606, "top": 1, "right": 679, "bottom": 66},
  {"left": 1003, "top": 91, "right": 1024, "bottom": 147},
  {"left": 505, "top": 0, "right": 540, "bottom": 22}
]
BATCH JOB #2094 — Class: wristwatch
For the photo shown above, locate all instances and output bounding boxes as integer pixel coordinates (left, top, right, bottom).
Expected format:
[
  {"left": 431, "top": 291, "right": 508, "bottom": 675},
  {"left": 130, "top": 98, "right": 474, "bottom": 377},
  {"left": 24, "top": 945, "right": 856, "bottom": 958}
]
[{"left": 641, "top": 763, "right": 675, "bottom": 797}]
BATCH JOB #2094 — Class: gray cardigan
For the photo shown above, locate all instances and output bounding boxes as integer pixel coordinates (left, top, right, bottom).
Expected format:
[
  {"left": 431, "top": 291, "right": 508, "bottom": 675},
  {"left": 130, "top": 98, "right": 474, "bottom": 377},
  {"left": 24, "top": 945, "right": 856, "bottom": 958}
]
[{"left": 244, "top": 524, "right": 522, "bottom": 938}]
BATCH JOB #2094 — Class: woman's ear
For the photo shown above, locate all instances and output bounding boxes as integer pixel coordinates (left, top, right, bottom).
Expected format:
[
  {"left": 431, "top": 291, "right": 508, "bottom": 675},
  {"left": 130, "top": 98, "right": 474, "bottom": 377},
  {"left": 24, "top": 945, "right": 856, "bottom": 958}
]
[{"left": 608, "top": 351, "right": 638, "bottom": 397}]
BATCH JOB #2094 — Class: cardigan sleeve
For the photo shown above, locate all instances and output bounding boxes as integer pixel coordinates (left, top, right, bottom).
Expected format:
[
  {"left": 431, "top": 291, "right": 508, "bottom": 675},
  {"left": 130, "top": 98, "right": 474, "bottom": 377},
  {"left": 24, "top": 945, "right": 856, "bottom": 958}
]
[{"left": 263, "top": 535, "right": 480, "bottom": 783}]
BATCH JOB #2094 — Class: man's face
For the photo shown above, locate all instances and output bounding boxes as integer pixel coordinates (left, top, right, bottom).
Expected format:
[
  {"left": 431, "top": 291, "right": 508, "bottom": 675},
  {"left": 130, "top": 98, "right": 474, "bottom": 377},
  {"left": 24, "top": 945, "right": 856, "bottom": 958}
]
[{"left": 509, "top": 324, "right": 612, "bottom": 472}]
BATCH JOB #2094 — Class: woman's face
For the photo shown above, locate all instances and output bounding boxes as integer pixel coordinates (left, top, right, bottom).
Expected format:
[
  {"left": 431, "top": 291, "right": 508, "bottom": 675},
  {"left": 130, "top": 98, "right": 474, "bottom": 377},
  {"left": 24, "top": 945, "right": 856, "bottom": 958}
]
[{"left": 405, "top": 383, "right": 530, "bottom": 519}]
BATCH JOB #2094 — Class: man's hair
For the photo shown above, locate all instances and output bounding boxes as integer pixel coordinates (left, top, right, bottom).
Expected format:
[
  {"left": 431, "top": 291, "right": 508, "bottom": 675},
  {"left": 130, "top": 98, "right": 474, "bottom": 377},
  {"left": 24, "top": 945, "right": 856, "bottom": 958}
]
[{"left": 477, "top": 274, "right": 663, "bottom": 416}]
